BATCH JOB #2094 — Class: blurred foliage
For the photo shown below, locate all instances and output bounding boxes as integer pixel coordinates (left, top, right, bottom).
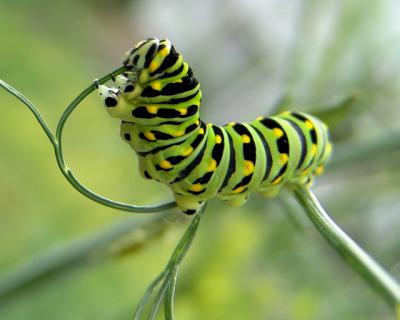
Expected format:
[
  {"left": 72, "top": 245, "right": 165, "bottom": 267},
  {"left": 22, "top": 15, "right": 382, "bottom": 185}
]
[{"left": 0, "top": 0, "right": 399, "bottom": 319}]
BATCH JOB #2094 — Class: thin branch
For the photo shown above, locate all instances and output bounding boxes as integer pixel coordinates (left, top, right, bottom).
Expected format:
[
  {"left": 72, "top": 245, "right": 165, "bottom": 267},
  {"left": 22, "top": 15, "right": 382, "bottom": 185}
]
[
  {"left": 0, "top": 73, "right": 177, "bottom": 213},
  {"left": 132, "top": 207, "right": 205, "bottom": 319},
  {"left": 289, "top": 183, "right": 400, "bottom": 312},
  {"left": 0, "top": 79, "right": 56, "bottom": 146}
]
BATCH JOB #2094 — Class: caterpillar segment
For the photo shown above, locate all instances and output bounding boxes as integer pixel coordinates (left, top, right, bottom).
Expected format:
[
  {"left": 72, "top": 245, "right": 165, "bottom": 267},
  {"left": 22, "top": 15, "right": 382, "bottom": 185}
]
[{"left": 96, "top": 38, "right": 332, "bottom": 215}]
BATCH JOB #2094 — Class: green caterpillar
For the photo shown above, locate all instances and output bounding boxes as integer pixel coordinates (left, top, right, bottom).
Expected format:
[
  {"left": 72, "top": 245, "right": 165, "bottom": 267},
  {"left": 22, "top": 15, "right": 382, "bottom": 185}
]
[{"left": 95, "top": 38, "right": 332, "bottom": 215}]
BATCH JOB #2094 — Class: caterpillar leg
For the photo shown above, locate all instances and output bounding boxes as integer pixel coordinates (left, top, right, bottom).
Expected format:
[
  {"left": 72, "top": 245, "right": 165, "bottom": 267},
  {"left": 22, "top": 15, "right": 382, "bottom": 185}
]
[
  {"left": 174, "top": 194, "right": 205, "bottom": 215},
  {"left": 258, "top": 186, "right": 282, "bottom": 198},
  {"left": 226, "top": 194, "right": 249, "bottom": 206}
]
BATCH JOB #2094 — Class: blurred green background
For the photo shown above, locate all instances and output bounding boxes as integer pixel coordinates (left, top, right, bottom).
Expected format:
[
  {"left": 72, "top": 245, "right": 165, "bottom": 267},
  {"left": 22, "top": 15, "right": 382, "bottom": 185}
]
[{"left": 1, "top": 0, "right": 399, "bottom": 319}]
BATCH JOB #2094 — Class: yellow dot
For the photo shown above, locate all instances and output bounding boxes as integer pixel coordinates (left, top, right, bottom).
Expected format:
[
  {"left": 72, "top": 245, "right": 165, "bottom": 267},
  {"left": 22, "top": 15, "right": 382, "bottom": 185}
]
[
  {"left": 232, "top": 186, "right": 246, "bottom": 194},
  {"left": 215, "top": 135, "right": 222, "bottom": 144},
  {"left": 178, "top": 108, "right": 187, "bottom": 115},
  {"left": 173, "top": 130, "right": 185, "bottom": 137},
  {"left": 305, "top": 120, "right": 313, "bottom": 129},
  {"left": 174, "top": 79, "right": 183, "bottom": 83},
  {"left": 144, "top": 131, "right": 156, "bottom": 141},
  {"left": 195, "top": 120, "right": 200, "bottom": 126},
  {"left": 182, "top": 147, "right": 193, "bottom": 156},
  {"left": 326, "top": 142, "right": 332, "bottom": 154},
  {"left": 273, "top": 128, "right": 284, "bottom": 138},
  {"left": 272, "top": 176, "right": 282, "bottom": 185},
  {"left": 149, "top": 61, "right": 160, "bottom": 73},
  {"left": 190, "top": 183, "right": 204, "bottom": 192},
  {"left": 146, "top": 105, "right": 158, "bottom": 114},
  {"left": 159, "top": 47, "right": 169, "bottom": 57},
  {"left": 311, "top": 144, "right": 317, "bottom": 155},
  {"left": 256, "top": 116, "right": 264, "bottom": 121},
  {"left": 150, "top": 81, "right": 162, "bottom": 90},
  {"left": 243, "top": 160, "right": 254, "bottom": 176},
  {"left": 207, "top": 159, "right": 217, "bottom": 172},
  {"left": 280, "top": 153, "right": 289, "bottom": 164},
  {"left": 241, "top": 134, "right": 251, "bottom": 143},
  {"left": 315, "top": 165, "right": 324, "bottom": 176},
  {"left": 199, "top": 128, "right": 205, "bottom": 135},
  {"left": 159, "top": 160, "right": 172, "bottom": 169}
]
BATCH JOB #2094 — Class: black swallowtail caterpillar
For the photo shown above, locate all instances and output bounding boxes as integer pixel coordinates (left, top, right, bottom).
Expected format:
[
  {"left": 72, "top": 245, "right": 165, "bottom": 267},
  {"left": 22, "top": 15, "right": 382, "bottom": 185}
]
[{"left": 95, "top": 38, "right": 332, "bottom": 215}]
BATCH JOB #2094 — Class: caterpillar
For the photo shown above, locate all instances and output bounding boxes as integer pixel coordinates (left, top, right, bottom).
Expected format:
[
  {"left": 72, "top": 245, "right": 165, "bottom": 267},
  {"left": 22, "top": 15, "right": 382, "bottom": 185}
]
[{"left": 95, "top": 38, "right": 332, "bottom": 215}]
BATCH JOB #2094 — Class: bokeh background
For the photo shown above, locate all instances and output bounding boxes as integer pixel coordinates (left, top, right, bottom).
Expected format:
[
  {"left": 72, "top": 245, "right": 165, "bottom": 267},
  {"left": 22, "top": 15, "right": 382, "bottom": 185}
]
[{"left": 1, "top": 0, "right": 400, "bottom": 319}]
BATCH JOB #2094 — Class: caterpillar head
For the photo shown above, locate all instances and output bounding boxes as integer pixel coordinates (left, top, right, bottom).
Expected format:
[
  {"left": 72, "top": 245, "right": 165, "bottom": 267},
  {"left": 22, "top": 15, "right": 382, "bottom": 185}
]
[
  {"left": 94, "top": 80, "right": 120, "bottom": 108},
  {"left": 122, "top": 38, "right": 160, "bottom": 70}
]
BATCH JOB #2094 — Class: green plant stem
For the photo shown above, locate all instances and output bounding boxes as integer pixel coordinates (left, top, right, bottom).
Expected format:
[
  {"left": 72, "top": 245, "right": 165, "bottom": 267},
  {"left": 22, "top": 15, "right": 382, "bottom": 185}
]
[
  {"left": 0, "top": 72, "right": 176, "bottom": 213},
  {"left": 290, "top": 183, "right": 400, "bottom": 311},
  {"left": 133, "top": 208, "right": 204, "bottom": 319},
  {"left": 0, "top": 213, "right": 171, "bottom": 302},
  {"left": 133, "top": 270, "right": 168, "bottom": 320},
  {"left": 0, "top": 79, "right": 56, "bottom": 146},
  {"left": 164, "top": 266, "right": 178, "bottom": 320}
]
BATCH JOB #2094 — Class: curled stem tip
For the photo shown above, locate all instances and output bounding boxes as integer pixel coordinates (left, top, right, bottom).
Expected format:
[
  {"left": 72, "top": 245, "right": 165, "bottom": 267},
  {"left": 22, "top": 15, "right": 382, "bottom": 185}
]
[{"left": 0, "top": 67, "right": 177, "bottom": 214}]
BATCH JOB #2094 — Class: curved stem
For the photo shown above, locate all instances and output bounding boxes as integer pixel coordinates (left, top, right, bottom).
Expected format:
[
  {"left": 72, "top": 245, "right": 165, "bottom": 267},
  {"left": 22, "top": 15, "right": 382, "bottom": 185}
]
[
  {"left": 0, "top": 79, "right": 56, "bottom": 146},
  {"left": 289, "top": 183, "right": 400, "bottom": 311},
  {"left": 0, "top": 69, "right": 176, "bottom": 213},
  {"left": 53, "top": 65, "right": 176, "bottom": 213}
]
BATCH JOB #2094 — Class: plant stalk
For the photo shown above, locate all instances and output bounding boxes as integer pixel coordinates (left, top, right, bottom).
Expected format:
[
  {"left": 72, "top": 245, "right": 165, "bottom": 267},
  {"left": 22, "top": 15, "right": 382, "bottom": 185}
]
[{"left": 290, "top": 183, "right": 400, "bottom": 312}]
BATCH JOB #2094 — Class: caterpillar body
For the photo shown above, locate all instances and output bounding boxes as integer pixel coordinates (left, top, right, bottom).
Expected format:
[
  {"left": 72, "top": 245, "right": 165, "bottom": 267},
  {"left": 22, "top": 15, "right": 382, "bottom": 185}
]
[{"left": 96, "top": 38, "right": 332, "bottom": 215}]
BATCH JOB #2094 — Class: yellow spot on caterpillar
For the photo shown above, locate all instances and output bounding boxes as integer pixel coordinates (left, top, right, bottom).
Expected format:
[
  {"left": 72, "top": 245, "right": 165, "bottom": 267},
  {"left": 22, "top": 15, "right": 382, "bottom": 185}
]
[
  {"left": 326, "top": 142, "right": 332, "bottom": 154},
  {"left": 159, "top": 47, "right": 169, "bottom": 57},
  {"left": 311, "top": 144, "right": 317, "bottom": 155},
  {"left": 256, "top": 116, "right": 264, "bottom": 121},
  {"left": 243, "top": 160, "right": 254, "bottom": 176},
  {"left": 232, "top": 186, "right": 246, "bottom": 194},
  {"left": 182, "top": 147, "right": 193, "bottom": 156},
  {"left": 199, "top": 127, "right": 205, "bottom": 135},
  {"left": 273, "top": 128, "right": 284, "bottom": 138},
  {"left": 146, "top": 105, "right": 158, "bottom": 114},
  {"left": 280, "top": 153, "right": 288, "bottom": 164},
  {"left": 241, "top": 134, "right": 251, "bottom": 143},
  {"left": 173, "top": 130, "right": 185, "bottom": 137},
  {"left": 190, "top": 183, "right": 204, "bottom": 192},
  {"left": 159, "top": 160, "right": 172, "bottom": 169},
  {"left": 272, "top": 176, "right": 282, "bottom": 185},
  {"left": 207, "top": 159, "right": 217, "bottom": 172},
  {"left": 215, "top": 135, "right": 222, "bottom": 144},
  {"left": 174, "top": 79, "right": 183, "bottom": 83},
  {"left": 150, "top": 81, "right": 162, "bottom": 90},
  {"left": 315, "top": 165, "right": 324, "bottom": 176},
  {"left": 228, "top": 122, "right": 235, "bottom": 126},
  {"left": 305, "top": 120, "right": 313, "bottom": 129},
  {"left": 178, "top": 108, "right": 187, "bottom": 115},
  {"left": 144, "top": 131, "right": 156, "bottom": 141},
  {"left": 195, "top": 120, "right": 200, "bottom": 126},
  {"left": 149, "top": 61, "right": 160, "bottom": 73}
]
